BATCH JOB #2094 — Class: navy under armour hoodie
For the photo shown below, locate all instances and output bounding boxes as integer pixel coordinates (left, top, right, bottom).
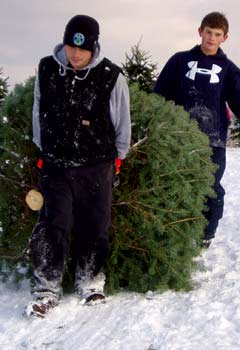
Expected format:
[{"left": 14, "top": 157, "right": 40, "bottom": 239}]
[{"left": 154, "top": 45, "right": 240, "bottom": 147}]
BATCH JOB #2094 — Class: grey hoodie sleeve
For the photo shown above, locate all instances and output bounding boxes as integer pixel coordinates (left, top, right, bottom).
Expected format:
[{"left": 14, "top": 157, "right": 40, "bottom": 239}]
[
  {"left": 32, "top": 73, "right": 42, "bottom": 150},
  {"left": 110, "top": 73, "right": 131, "bottom": 159}
]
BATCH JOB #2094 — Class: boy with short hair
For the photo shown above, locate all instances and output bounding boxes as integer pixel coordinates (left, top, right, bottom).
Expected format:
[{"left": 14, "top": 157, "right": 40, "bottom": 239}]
[
  {"left": 154, "top": 12, "right": 240, "bottom": 247},
  {"left": 25, "top": 14, "right": 131, "bottom": 317}
]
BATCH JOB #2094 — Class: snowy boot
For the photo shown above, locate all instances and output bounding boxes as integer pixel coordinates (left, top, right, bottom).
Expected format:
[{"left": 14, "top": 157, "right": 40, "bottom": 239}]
[
  {"left": 23, "top": 295, "right": 59, "bottom": 318},
  {"left": 75, "top": 271, "right": 106, "bottom": 306},
  {"left": 23, "top": 288, "right": 60, "bottom": 318},
  {"left": 201, "top": 230, "right": 215, "bottom": 248},
  {"left": 201, "top": 239, "right": 213, "bottom": 249}
]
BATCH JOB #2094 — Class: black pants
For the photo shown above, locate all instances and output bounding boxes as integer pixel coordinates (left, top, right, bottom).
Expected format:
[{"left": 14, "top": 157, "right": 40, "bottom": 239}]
[
  {"left": 30, "top": 161, "right": 113, "bottom": 292},
  {"left": 204, "top": 147, "right": 226, "bottom": 239}
]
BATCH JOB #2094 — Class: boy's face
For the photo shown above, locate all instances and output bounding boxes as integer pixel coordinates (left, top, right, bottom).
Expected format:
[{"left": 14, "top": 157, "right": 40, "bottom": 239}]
[
  {"left": 65, "top": 45, "right": 92, "bottom": 70},
  {"left": 198, "top": 26, "right": 228, "bottom": 55}
]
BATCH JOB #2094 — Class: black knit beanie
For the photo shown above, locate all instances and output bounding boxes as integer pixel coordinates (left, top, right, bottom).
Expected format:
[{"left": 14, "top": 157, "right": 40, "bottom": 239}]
[{"left": 63, "top": 15, "right": 99, "bottom": 52}]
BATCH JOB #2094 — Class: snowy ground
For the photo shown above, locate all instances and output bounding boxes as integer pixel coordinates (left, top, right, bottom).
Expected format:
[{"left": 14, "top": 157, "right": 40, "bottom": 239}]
[{"left": 1, "top": 148, "right": 240, "bottom": 350}]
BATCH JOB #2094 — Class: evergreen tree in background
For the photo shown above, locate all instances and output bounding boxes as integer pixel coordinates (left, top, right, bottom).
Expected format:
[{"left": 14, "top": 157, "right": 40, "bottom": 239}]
[
  {"left": 0, "top": 67, "right": 9, "bottom": 153},
  {"left": 0, "top": 67, "right": 9, "bottom": 107},
  {"left": 122, "top": 40, "right": 158, "bottom": 93},
  {"left": 0, "top": 77, "right": 38, "bottom": 262}
]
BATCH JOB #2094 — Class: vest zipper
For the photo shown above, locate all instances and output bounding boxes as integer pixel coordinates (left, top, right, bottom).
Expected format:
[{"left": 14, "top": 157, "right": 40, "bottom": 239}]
[{"left": 70, "top": 77, "right": 76, "bottom": 106}]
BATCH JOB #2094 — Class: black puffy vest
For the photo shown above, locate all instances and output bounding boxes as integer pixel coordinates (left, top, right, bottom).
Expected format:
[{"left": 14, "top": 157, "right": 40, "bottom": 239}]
[{"left": 39, "top": 56, "right": 121, "bottom": 168}]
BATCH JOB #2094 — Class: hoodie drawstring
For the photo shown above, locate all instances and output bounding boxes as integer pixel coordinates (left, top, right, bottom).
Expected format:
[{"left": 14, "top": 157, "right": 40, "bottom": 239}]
[
  {"left": 74, "top": 67, "right": 91, "bottom": 81},
  {"left": 59, "top": 64, "right": 67, "bottom": 76}
]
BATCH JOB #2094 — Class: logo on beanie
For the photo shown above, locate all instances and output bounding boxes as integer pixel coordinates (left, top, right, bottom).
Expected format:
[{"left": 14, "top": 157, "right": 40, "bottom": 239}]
[{"left": 73, "top": 33, "right": 85, "bottom": 46}]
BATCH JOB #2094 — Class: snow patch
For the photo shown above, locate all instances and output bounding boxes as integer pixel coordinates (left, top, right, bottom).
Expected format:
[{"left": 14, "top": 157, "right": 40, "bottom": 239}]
[{"left": 0, "top": 148, "right": 240, "bottom": 349}]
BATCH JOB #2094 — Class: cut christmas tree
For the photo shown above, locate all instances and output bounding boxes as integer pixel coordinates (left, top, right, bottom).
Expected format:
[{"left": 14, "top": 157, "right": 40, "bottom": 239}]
[
  {"left": 0, "top": 79, "right": 215, "bottom": 294},
  {"left": 105, "top": 84, "right": 215, "bottom": 293}
]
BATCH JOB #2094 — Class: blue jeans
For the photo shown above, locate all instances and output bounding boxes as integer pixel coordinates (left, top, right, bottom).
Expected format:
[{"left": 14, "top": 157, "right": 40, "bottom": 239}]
[{"left": 204, "top": 147, "right": 226, "bottom": 240}]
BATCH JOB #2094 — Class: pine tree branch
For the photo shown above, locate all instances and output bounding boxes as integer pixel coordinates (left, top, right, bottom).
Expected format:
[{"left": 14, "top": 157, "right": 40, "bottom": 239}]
[
  {"left": 128, "top": 245, "right": 149, "bottom": 253},
  {"left": 112, "top": 201, "right": 132, "bottom": 206},
  {"left": 163, "top": 216, "right": 203, "bottom": 227},
  {"left": 0, "top": 173, "right": 32, "bottom": 189},
  {"left": 131, "top": 136, "right": 148, "bottom": 149},
  {"left": 185, "top": 179, "right": 213, "bottom": 183},
  {"left": 134, "top": 201, "right": 186, "bottom": 214},
  {"left": 157, "top": 168, "right": 209, "bottom": 178},
  {"left": 0, "top": 243, "right": 29, "bottom": 261},
  {"left": 164, "top": 130, "right": 205, "bottom": 136},
  {"left": 113, "top": 200, "right": 185, "bottom": 214},
  {"left": 0, "top": 146, "right": 20, "bottom": 158}
]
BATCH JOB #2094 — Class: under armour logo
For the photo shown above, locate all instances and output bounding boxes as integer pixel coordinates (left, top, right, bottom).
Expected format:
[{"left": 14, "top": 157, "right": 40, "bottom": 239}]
[{"left": 186, "top": 61, "right": 222, "bottom": 83}]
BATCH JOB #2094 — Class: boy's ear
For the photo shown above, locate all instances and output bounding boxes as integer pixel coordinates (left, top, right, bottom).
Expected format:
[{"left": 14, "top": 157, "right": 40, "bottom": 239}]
[
  {"left": 222, "top": 34, "right": 228, "bottom": 43},
  {"left": 198, "top": 27, "right": 203, "bottom": 37}
]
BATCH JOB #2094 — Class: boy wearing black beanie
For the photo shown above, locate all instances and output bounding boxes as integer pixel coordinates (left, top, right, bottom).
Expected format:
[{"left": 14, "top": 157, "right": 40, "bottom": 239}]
[{"left": 25, "top": 14, "right": 131, "bottom": 318}]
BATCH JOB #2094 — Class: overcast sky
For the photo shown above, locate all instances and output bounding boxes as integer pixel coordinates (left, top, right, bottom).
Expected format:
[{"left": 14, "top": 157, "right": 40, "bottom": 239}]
[{"left": 1, "top": 0, "right": 240, "bottom": 88}]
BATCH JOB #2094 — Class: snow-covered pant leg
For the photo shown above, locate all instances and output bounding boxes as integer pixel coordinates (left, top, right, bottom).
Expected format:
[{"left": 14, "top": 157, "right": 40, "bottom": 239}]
[
  {"left": 204, "top": 147, "right": 226, "bottom": 239},
  {"left": 71, "top": 161, "right": 114, "bottom": 282},
  {"left": 30, "top": 171, "right": 73, "bottom": 299}
]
